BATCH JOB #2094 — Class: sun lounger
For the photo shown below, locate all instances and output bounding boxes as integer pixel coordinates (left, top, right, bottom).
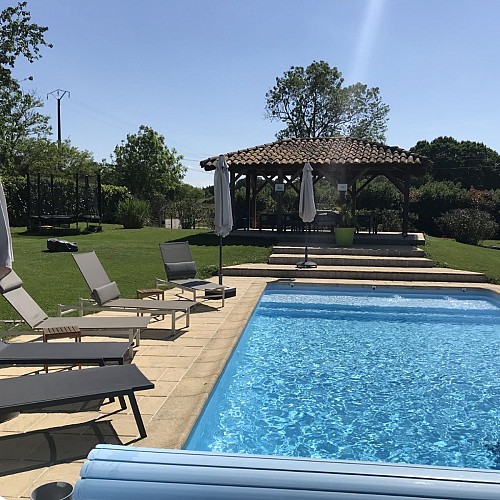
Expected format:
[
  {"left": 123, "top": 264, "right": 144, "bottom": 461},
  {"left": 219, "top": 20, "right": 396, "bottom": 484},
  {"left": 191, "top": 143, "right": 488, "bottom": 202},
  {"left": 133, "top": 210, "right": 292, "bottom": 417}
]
[
  {"left": 0, "top": 364, "right": 153, "bottom": 438},
  {"left": 0, "top": 271, "right": 150, "bottom": 356},
  {"left": 0, "top": 338, "right": 130, "bottom": 367},
  {"left": 71, "top": 252, "right": 196, "bottom": 331},
  {"left": 156, "top": 242, "right": 235, "bottom": 307}
]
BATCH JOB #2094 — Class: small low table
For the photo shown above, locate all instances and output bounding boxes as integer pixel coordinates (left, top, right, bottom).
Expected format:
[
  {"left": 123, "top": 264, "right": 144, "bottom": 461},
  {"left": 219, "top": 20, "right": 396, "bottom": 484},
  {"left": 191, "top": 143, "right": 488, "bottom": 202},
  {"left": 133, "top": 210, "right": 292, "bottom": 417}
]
[
  {"left": 42, "top": 325, "right": 82, "bottom": 372},
  {"left": 136, "top": 288, "right": 165, "bottom": 319}
]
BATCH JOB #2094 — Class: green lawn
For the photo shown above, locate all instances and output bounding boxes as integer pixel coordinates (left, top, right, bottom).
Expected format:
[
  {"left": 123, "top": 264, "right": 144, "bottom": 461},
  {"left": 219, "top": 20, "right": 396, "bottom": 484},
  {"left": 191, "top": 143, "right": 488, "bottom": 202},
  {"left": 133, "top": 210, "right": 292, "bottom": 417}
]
[
  {"left": 423, "top": 236, "right": 500, "bottom": 284},
  {"left": 2, "top": 227, "right": 499, "bottom": 326},
  {"left": 1, "top": 225, "right": 274, "bottom": 320}
]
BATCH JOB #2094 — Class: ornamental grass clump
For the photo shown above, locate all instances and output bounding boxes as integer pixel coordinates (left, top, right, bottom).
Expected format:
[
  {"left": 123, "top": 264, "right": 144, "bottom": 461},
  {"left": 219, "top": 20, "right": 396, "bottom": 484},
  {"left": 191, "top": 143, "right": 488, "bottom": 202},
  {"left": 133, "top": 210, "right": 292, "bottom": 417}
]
[{"left": 116, "top": 197, "right": 151, "bottom": 229}]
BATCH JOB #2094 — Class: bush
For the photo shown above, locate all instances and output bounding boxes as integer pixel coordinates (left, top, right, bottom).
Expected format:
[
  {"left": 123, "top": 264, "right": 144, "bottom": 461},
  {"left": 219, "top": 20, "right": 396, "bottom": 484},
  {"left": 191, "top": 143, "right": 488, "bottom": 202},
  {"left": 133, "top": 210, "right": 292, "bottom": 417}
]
[
  {"left": 101, "top": 184, "right": 130, "bottom": 223},
  {"left": 437, "top": 209, "right": 498, "bottom": 245},
  {"left": 116, "top": 197, "right": 150, "bottom": 229},
  {"left": 411, "top": 181, "right": 468, "bottom": 235}
]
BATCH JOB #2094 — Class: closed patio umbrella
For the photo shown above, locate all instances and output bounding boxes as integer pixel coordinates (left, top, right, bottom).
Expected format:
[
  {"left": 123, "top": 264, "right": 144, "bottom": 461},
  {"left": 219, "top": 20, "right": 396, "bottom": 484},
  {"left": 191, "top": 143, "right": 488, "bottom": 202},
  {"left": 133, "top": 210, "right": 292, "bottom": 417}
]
[
  {"left": 0, "top": 179, "right": 13, "bottom": 280},
  {"left": 296, "top": 162, "right": 317, "bottom": 268},
  {"left": 214, "top": 155, "right": 233, "bottom": 285}
]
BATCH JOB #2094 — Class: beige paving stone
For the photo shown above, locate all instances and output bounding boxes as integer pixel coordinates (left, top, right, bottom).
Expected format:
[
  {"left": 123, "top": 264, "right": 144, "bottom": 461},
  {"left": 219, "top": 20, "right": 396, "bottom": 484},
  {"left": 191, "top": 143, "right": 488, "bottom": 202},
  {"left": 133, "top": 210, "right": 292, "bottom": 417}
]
[
  {"left": 25, "top": 411, "right": 102, "bottom": 432},
  {"left": 140, "top": 394, "right": 208, "bottom": 449},
  {"left": 179, "top": 346, "right": 204, "bottom": 357},
  {"left": 0, "top": 414, "right": 44, "bottom": 433},
  {"left": 195, "top": 348, "right": 230, "bottom": 364},
  {"left": 22, "top": 462, "right": 83, "bottom": 498},
  {"left": 138, "top": 380, "right": 176, "bottom": 397},
  {"left": 157, "top": 366, "right": 189, "bottom": 382},
  {"left": 136, "top": 366, "right": 168, "bottom": 381},
  {"left": 174, "top": 376, "right": 218, "bottom": 397},
  {"left": 183, "top": 361, "right": 225, "bottom": 380},
  {"left": 0, "top": 464, "right": 46, "bottom": 498},
  {"left": 129, "top": 396, "right": 167, "bottom": 417}
]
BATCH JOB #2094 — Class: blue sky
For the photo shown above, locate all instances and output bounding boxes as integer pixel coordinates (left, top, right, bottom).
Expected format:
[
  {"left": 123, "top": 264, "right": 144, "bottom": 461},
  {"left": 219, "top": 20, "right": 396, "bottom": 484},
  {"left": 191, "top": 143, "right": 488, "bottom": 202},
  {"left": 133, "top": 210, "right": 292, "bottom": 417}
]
[{"left": 12, "top": 0, "right": 500, "bottom": 187}]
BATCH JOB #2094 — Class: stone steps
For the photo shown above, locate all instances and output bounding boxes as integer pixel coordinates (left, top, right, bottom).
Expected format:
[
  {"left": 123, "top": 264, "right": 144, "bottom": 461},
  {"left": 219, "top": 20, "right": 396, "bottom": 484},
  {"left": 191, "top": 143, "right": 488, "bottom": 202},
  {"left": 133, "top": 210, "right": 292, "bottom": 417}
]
[
  {"left": 269, "top": 254, "right": 434, "bottom": 267},
  {"left": 221, "top": 238, "right": 489, "bottom": 283},
  {"left": 272, "top": 244, "right": 426, "bottom": 258},
  {"left": 222, "top": 264, "right": 489, "bottom": 283}
]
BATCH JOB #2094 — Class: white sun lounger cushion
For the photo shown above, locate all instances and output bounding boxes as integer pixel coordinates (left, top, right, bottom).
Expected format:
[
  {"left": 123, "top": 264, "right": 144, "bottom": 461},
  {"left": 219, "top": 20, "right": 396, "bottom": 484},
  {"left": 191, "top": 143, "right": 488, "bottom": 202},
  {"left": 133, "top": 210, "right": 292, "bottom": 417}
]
[
  {"left": 91, "top": 281, "right": 121, "bottom": 305},
  {"left": 0, "top": 271, "right": 24, "bottom": 293},
  {"left": 165, "top": 261, "right": 197, "bottom": 280}
]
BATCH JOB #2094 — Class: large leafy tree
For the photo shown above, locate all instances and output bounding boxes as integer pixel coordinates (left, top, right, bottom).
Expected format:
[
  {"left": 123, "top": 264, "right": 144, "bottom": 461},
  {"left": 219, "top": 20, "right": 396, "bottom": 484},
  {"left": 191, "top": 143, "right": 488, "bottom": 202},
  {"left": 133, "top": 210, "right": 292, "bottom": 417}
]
[
  {"left": 16, "top": 138, "right": 98, "bottom": 176},
  {"left": 412, "top": 136, "right": 500, "bottom": 189},
  {"left": 265, "top": 61, "right": 389, "bottom": 142},
  {"left": 0, "top": 84, "right": 50, "bottom": 174},
  {"left": 0, "top": 2, "right": 52, "bottom": 174},
  {"left": 112, "top": 125, "right": 186, "bottom": 203}
]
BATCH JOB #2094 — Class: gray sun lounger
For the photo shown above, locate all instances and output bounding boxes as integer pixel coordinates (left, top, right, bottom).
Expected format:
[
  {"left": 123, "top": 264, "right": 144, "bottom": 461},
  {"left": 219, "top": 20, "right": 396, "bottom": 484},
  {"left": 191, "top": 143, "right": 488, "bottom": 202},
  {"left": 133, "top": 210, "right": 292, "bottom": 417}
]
[
  {"left": 156, "top": 242, "right": 235, "bottom": 307},
  {"left": 0, "top": 364, "right": 153, "bottom": 438},
  {"left": 0, "top": 271, "right": 150, "bottom": 357},
  {"left": 71, "top": 252, "right": 196, "bottom": 331},
  {"left": 0, "top": 339, "right": 130, "bottom": 367}
]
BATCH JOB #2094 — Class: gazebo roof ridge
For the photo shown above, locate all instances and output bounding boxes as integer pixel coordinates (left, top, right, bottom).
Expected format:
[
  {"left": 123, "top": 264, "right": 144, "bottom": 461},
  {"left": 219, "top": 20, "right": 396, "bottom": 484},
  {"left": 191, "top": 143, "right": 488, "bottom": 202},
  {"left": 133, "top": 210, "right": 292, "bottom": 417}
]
[{"left": 200, "top": 136, "right": 431, "bottom": 171}]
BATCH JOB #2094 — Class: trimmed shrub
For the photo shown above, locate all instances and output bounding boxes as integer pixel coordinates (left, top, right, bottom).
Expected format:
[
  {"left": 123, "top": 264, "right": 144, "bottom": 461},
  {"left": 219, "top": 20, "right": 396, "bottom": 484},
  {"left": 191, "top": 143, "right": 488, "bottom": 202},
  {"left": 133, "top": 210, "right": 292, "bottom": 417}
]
[
  {"left": 437, "top": 209, "right": 498, "bottom": 245},
  {"left": 116, "top": 197, "right": 150, "bottom": 229}
]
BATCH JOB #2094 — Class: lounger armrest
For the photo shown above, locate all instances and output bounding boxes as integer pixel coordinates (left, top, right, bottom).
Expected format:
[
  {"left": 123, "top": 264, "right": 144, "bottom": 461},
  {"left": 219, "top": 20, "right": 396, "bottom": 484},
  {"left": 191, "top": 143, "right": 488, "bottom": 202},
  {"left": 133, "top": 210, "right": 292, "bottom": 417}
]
[
  {"left": 164, "top": 261, "right": 197, "bottom": 280},
  {"left": 91, "top": 282, "right": 120, "bottom": 305}
]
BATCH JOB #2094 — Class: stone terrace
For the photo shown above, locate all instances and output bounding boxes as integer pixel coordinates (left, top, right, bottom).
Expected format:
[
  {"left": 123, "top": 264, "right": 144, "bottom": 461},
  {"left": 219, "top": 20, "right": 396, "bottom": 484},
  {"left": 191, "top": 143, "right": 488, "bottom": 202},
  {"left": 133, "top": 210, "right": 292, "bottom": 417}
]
[{"left": 1, "top": 276, "right": 499, "bottom": 498}]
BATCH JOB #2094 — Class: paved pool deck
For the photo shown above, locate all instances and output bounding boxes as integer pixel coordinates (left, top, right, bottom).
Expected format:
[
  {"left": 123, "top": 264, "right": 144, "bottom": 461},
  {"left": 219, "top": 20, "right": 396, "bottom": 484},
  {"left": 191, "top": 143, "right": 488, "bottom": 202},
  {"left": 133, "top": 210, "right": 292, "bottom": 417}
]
[{"left": 1, "top": 277, "right": 499, "bottom": 498}]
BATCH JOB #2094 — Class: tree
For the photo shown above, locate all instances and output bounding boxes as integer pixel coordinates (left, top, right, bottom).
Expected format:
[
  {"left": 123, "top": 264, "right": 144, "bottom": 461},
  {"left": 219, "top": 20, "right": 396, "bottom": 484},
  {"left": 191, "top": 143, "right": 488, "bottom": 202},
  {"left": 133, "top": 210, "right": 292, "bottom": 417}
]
[
  {"left": 412, "top": 136, "right": 500, "bottom": 189},
  {"left": 0, "top": 84, "right": 51, "bottom": 173},
  {"left": 0, "top": 1, "right": 52, "bottom": 86},
  {"left": 6, "top": 137, "right": 98, "bottom": 177},
  {"left": 265, "top": 61, "right": 389, "bottom": 142},
  {"left": 0, "top": 2, "right": 52, "bottom": 173},
  {"left": 112, "top": 125, "right": 186, "bottom": 208}
]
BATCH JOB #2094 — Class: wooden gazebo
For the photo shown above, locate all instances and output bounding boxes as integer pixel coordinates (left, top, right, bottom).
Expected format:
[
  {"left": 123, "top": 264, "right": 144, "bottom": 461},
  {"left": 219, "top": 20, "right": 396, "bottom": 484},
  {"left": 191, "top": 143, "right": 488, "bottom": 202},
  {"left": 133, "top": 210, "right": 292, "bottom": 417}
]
[{"left": 200, "top": 137, "right": 432, "bottom": 235}]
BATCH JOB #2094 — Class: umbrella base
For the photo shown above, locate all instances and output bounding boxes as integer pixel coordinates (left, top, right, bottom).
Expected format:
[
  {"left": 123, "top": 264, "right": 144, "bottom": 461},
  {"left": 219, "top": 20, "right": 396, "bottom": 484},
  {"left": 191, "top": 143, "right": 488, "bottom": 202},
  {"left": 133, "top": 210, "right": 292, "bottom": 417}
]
[{"left": 296, "top": 260, "right": 317, "bottom": 269}]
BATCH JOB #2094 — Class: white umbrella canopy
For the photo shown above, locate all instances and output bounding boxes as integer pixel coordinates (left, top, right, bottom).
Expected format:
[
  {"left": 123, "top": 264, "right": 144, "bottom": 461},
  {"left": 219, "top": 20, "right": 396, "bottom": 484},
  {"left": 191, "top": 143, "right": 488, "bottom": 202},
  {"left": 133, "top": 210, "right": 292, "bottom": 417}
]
[
  {"left": 0, "top": 179, "right": 13, "bottom": 280},
  {"left": 296, "top": 162, "right": 317, "bottom": 268},
  {"left": 214, "top": 155, "right": 233, "bottom": 284},
  {"left": 298, "top": 162, "right": 317, "bottom": 223},
  {"left": 214, "top": 155, "right": 233, "bottom": 237}
]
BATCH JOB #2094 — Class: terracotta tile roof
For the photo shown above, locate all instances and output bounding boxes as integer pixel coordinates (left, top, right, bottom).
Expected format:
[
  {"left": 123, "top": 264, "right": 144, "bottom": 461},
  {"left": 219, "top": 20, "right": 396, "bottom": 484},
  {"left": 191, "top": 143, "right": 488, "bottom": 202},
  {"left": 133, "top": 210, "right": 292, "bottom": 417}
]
[{"left": 200, "top": 137, "right": 431, "bottom": 172}]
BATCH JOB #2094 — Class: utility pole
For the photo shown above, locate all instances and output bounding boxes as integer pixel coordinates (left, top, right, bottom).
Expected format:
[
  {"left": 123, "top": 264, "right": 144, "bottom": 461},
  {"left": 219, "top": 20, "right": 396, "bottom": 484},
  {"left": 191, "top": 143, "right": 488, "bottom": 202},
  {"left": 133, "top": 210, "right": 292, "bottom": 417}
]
[{"left": 47, "top": 89, "right": 70, "bottom": 147}]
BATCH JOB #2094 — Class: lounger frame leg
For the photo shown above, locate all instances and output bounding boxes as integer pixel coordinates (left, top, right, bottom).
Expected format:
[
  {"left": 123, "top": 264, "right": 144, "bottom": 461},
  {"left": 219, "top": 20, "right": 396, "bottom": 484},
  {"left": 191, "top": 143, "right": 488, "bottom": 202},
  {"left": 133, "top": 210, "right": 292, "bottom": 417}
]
[
  {"left": 127, "top": 392, "right": 147, "bottom": 438},
  {"left": 118, "top": 395, "right": 126, "bottom": 410}
]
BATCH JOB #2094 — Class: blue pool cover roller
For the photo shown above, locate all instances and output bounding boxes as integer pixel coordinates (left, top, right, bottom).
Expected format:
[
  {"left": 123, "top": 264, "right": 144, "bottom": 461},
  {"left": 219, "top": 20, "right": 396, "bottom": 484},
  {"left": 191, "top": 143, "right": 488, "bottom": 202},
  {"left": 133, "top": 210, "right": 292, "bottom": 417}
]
[{"left": 73, "top": 444, "right": 500, "bottom": 499}]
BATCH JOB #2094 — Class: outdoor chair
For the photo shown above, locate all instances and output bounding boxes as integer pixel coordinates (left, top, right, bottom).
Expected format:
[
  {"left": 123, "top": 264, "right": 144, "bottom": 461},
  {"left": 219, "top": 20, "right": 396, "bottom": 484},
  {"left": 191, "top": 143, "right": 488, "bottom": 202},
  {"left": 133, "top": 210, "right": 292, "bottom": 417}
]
[
  {"left": 156, "top": 242, "right": 235, "bottom": 307},
  {"left": 0, "top": 338, "right": 131, "bottom": 368},
  {"left": 0, "top": 364, "right": 153, "bottom": 438},
  {"left": 0, "top": 271, "right": 150, "bottom": 357},
  {"left": 71, "top": 251, "right": 196, "bottom": 331}
]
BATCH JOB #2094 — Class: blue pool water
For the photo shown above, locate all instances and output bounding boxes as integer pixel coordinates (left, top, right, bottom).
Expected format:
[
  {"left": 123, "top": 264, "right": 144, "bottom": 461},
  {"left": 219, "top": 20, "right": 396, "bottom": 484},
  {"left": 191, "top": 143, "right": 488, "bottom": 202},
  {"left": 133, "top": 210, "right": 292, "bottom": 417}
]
[{"left": 185, "top": 285, "right": 500, "bottom": 469}]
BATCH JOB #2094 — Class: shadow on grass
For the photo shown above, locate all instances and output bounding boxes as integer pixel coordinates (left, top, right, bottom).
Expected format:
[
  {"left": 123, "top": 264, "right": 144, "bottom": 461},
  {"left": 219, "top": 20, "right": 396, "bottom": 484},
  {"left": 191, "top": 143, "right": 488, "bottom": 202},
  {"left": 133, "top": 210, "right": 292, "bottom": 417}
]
[{"left": 169, "top": 232, "right": 276, "bottom": 248}]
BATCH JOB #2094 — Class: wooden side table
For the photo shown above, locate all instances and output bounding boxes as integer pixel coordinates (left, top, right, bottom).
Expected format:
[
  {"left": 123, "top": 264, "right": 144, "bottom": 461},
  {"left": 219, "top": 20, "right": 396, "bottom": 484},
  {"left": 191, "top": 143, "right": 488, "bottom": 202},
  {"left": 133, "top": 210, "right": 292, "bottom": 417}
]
[
  {"left": 136, "top": 288, "right": 165, "bottom": 319},
  {"left": 42, "top": 325, "right": 82, "bottom": 372},
  {"left": 136, "top": 288, "right": 165, "bottom": 301}
]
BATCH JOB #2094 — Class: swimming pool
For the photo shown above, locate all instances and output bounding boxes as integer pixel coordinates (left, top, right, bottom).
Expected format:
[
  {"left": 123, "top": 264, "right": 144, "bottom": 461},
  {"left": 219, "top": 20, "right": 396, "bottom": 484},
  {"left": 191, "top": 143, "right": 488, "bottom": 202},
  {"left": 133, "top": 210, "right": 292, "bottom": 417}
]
[{"left": 185, "top": 284, "right": 500, "bottom": 470}]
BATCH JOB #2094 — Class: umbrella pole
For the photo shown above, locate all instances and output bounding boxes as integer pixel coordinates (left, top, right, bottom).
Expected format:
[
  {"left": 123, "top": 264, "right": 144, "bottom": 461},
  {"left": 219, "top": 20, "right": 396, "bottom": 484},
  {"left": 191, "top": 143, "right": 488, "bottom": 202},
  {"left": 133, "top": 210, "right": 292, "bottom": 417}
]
[
  {"left": 296, "top": 222, "right": 317, "bottom": 268},
  {"left": 218, "top": 234, "right": 223, "bottom": 285},
  {"left": 304, "top": 224, "right": 309, "bottom": 262}
]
